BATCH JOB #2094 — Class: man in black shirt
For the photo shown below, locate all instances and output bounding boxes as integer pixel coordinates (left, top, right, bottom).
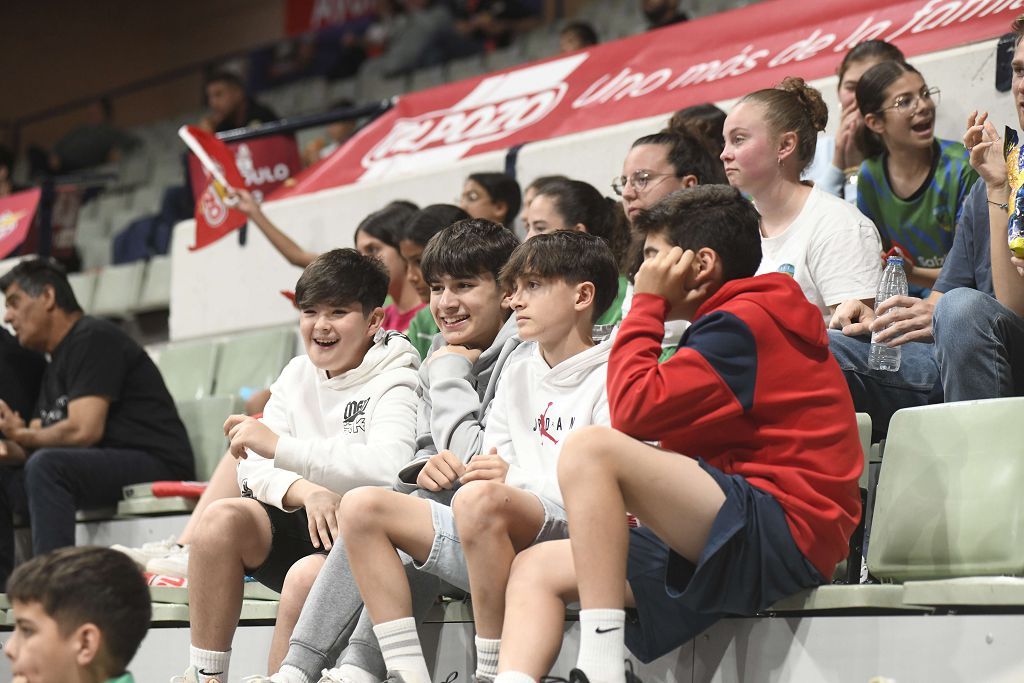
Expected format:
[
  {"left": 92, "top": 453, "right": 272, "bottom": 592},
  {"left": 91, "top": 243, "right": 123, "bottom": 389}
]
[
  {"left": 0, "top": 259, "right": 194, "bottom": 583},
  {"left": 642, "top": 0, "right": 689, "bottom": 30},
  {"left": 200, "top": 70, "right": 279, "bottom": 134}
]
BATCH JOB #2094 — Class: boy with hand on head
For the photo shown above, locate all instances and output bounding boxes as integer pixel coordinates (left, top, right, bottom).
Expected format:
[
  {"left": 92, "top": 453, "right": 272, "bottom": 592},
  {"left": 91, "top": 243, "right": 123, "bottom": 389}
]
[
  {"left": 248, "top": 218, "right": 521, "bottom": 683},
  {"left": 180, "top": 249, "right": 421, "bottom": 683},
  {"left": 494, "top": 185, "right": 863, "bottom": 683},
  {"left": 5, "top": 546, "right": 151, "bottom": 683},
  {"left": 339, "top": 229, "right": 620, "bottom": 683}
]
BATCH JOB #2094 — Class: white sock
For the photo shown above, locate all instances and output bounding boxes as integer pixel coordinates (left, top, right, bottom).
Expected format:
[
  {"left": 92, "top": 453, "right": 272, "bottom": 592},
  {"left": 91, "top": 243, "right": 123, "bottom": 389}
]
[
  {"left": 189, "top": 645, "right": 230, "bottom": 683},
  {"left": 576, "top": 609, "right": 626, "bottom": 683},
  {"left": 494, "top": 672, "right": 536, "bottom": 683},
  {"left": 474, "top": 635, "right": 501, "bottom": 680},
  {"left": 334, "top": 663, "right": 380, "bottom": 683},
  {"left": 275, "top": 664, "right": 313, "bottom": 683},
  {"left": 373, "top": 617, "right": 431, "bottom": 683}
]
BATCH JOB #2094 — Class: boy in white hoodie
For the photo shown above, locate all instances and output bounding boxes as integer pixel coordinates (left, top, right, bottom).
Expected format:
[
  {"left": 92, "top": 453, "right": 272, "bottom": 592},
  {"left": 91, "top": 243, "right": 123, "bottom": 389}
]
[
  {"left": 339, "top": 230, "right": 620, "bottom": 683},
  {"left": 178, "top": 249, "right": 421, "bottom": 683}
]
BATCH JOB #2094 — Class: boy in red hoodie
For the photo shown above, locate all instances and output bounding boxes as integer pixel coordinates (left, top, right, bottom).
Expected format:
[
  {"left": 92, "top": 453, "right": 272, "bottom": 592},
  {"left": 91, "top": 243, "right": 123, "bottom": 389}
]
[{"left": 492, "top": 185, "right": 862, "bottom": 683}]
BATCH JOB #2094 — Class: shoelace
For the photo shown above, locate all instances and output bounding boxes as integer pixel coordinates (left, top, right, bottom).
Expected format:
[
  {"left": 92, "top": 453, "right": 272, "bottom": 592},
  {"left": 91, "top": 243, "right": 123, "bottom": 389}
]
[{"left": 318, "top": 668, "right": 348, "bottom": 683}]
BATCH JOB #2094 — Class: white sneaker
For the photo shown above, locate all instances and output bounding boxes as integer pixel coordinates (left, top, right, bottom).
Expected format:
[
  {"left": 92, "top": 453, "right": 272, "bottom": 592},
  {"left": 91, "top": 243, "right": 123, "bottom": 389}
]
[
  {"left": 112, "top": 536, "right": 179, "bottom": 570},
  {"left": 147, "top": 543, "right": 189, "bottom": 578},
  {"left": 171, "top": 665, "right": 219, "bottom": 683},
  {"left": 319, "top": 669, "right": 355, "bottom": 683}
]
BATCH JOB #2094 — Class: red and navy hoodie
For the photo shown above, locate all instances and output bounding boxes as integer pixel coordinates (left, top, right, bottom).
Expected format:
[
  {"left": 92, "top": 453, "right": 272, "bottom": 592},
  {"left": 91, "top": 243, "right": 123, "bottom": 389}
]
[{"left": 609, "top": 273, "right": 862, "bottom": 579}]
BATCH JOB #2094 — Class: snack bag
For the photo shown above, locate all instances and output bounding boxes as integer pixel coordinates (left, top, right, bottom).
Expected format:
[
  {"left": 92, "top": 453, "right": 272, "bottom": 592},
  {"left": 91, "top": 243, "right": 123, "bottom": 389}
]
[{"left": 1003, "top": 126, "right": 1024, "bottom": 257}]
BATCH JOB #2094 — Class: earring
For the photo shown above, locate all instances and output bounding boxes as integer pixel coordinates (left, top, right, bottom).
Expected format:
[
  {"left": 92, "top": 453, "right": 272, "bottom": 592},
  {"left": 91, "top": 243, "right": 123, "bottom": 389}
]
[{"left": 777, "top": 156, "right": 783, "bottom": 167}]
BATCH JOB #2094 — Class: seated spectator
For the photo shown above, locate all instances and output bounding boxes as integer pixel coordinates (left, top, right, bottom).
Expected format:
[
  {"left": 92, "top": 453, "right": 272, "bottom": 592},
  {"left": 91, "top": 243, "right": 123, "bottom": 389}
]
[
  {"left": 857, "top": 60, "right": 978, "bottom": 291},
  {"left": 5, "top": 546, "right": 151, "bottom": 683},
  {"left": 524, "top": 178, "right": 631, "bottom": 337},
  {"left": 180, "top": 249, "right": 421, "bottom": 683},
  {"left": 666, "top": 103, "right": 726, "bottom": 157},
  {"left": 252, "top": 219, "right": 521, "bottom": 683},
  {"left": 493, "top": 185, "right": 861, "bottom": 683},
  {"left": 642, "top": 0, "right": 688, "bottom": 30},
  {"left": 28, "top": 99, "right": 138, "bottom": 177},
  {"left": 449, "top": 0, "right": 542, "bottom": 52},
  {"left": 301, "top": 99, "right": 359, "bottom": 166},
  {"left": 399, "top": 204, "right": 472, "bottom": 358},
  {"left": 721, "top": 77, "right": 883, "bottom": 321},
  {"left": 803, "top": 40, "right": 905, "bottom": 203},
  {"left": 200, "top": 71, "right": 280, "bottom": 134},
  {"left": 560, "top": 21, "right": 599, "bottom": 52},
  {"left": 459, "top": 172, "right": 522, "bottom": 230},
  {"left": 341, "top": 230, "right": 618, "bottom": 683},
  {"left": 828, "top": 13, "right": 1024, "bottom": 435},
  {"left": 0, "top": 144, "right": 24, "bottom": 197},
  {"left": 0, "top": 328, "right": 45, "bottom": 429},
  {"left": 0, "top": 259, "right": 194, "bottom": 585},
  {"left": 378, "top": 0, "right": 454, "bottom": 77}
]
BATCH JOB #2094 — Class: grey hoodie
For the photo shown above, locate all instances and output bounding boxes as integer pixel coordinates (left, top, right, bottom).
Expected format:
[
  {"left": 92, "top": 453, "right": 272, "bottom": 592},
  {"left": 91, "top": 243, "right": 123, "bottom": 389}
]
[{"left": 396, "top": 315, "right": 522, "bottom": 492}]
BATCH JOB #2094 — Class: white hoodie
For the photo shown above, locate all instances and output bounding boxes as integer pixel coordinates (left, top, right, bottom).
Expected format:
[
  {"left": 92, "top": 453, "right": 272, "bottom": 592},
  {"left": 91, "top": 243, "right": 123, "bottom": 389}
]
[
  {"left": 237, "top": 330, "right": 421, "bottom": 510},
  {"left": 482, "top": 339, "right": 611, "bottom": 508}
]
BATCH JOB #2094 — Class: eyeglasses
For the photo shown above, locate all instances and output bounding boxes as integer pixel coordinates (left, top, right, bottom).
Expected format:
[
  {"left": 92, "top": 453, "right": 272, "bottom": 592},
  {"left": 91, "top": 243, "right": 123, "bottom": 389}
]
[
  {"left": 611, "top": 170, "right": 676, "bottom": 196},
  {"left": 458, "top": 190, "right": 482, "bottom": 203},
  {"left": 879, "top": 86, "right": 941, "bottom": 117}
]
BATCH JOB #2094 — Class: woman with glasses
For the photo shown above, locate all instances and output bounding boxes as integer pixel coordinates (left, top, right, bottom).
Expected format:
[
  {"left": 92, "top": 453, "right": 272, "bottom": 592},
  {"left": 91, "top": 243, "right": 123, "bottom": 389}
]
[
  {"left": 721, "top": 77, "right": 883, "bottom": 321},
  {"left": 856, "top": 60, "right": 979, "bottom": 290}
]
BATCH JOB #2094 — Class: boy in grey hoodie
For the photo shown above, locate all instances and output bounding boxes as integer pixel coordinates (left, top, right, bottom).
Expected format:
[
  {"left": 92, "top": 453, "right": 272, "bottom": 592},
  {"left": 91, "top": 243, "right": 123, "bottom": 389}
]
[{"left": 257, "top": 219, "right": 522, "bottom": 683}]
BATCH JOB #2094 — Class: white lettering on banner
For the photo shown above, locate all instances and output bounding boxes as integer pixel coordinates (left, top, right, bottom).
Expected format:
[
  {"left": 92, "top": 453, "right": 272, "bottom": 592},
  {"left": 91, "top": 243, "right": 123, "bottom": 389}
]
[
  {"left": 834, "top": 17, "right": 894, "bottom": 51},
  {"left": 362, "top": 87, "right": 565, "bottom": 166},
  {"left": 887, "top": 0, "right": 1024, "bottom": 40},
  {"left": 768, "top": 30, "right": 837, "bottom": 68}
]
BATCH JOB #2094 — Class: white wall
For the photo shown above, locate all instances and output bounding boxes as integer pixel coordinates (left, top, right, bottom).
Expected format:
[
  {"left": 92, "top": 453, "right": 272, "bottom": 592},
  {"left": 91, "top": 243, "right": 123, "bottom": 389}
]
[{"left": 170, "top": 38, "right": 1015, "bottom": 341}]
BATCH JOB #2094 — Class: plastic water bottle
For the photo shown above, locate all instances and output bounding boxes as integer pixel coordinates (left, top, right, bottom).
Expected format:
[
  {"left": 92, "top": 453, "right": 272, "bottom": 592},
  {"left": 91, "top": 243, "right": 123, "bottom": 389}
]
[{"left": 868, "top": 256, "right": 908, "bottom": 372}]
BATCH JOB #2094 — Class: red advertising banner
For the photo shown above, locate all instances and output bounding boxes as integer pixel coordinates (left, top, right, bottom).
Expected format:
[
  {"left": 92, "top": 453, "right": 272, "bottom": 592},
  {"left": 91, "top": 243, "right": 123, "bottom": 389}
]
[
  {"left": 0, "top": 189, "right": 42, "bottom": 259},
  {"left": 278, "top": 0, "right": 1020, "bottom": 198},
  {"left": 185, "top": 130, "right": 303, "bottom": 251},
  {"left": 286, "top": 0, "right": 376, "bottom": 34}
]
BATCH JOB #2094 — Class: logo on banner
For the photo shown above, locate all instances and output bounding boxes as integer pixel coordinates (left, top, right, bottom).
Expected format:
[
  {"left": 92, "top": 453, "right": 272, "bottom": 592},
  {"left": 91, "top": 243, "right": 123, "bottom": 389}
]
[
  {"left": 362, "top": 54, "right": 588, "bottom": 170},
  {"left": 0, "top": 188, "right": 42, "bottom": 259},
  {"left": 0, "top": 210, "right": 27, "bottom": 241}
]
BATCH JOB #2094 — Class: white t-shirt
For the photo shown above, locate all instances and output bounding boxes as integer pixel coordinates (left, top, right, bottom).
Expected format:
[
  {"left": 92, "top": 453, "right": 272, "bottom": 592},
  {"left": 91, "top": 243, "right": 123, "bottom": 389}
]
[{"left": 756, "top": 186, "right": 883, "bottom": 320}]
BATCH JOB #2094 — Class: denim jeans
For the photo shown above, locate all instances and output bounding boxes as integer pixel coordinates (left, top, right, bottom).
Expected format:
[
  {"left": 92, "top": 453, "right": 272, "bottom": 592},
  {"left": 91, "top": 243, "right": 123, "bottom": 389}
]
[
  {"left": 933, "top": 288, "right": 1024, "bottom": 401},
  {"left": 827, "top": 329, "right": 941, "bottom": 440}
]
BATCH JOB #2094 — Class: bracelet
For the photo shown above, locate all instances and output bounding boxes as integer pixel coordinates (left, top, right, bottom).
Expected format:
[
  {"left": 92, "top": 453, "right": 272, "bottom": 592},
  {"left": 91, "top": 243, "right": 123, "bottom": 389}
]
[{"left": 989, "top": 199, "right": 1010, "bottom": 211}]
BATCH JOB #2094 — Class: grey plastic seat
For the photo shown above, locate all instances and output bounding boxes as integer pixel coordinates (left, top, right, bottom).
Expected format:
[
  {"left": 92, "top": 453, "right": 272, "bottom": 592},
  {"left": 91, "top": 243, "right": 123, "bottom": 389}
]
[
  {"left": 91, "top": 262, "right": 145, "bottom": 318},
  {"left": 67, "top": 271, "right": 98, "bottom": 313},
  {"left": 410, "top": 65, "right": 446, "bottom": 92},
  {"left": 176, "top": 395, "right": 240, "bottom": 480},
  {"left": 135, "top": 255, "right": 172, "bottom": 313},
  {"left": 155, "top": 339, "right": 220, "bottom": 403},
  {"left": 868, "top": 398, "right": 1024, "bottom": 582},
  {"left": 214, "top": 326, "right": 297, "bottom": 399},
  {"left": 448, "top": 56, "right": 486, "bottom": 81}
]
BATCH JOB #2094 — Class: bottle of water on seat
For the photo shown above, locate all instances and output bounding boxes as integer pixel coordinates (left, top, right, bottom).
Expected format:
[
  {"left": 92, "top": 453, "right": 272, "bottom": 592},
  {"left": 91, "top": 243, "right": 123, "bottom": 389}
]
[{"left": 868, "top": 256, "right": 908, "bottom": 372}]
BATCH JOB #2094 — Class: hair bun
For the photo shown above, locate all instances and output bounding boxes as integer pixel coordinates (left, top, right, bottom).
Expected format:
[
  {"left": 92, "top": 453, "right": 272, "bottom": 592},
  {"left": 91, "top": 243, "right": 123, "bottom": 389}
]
[{"left": 777, "top": 76, "right": 828, "bottom": 132}]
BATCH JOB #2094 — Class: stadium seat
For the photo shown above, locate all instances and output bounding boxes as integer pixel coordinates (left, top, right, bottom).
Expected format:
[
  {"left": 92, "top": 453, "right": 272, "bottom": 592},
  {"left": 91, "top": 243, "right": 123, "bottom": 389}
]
[
  {"left": 411, "top": 65, "right": 447, "bottom": 92},
  {"left": 522, "top": 26, "right": 561, "bottom": 60},
  {"left": 130, "top": 184, "right": 164, "bottom": 214},
  {"left": 67, "top": 271, "right": 99, "bottom": 313},
  {"left": 175, "top": 395, "right": 239, "bottom": 481},
  {"left": 447, "top": 56, "right": 487, "bottom": 81},
  {"left": 902, "top": 576, "right": 1024, "bottom": 607},
  {"left": 486, "top": 47, "right": 527, "bottom": 72},
  {"left": 327, "top": 78, "right": 359, "bottom": 103},
  {"left": 90, "top": 261, "right": 145, "bottom": 317},
  {"left": 867, "top": 398, "right": 1024, "bottom": 582},
  {"left": 77, "top": 235, "right": 115, "bottom": 270},
  {"left": 213, "top": 326, "right": 297, "bottom": 400},
  {"left": 135, "top": 255, "right": 172, "bottom": 312},
  {"left": 766, "top": 584, "right": 926, "bottom": 613},
  {"left": 155, "top": 340, "right": 219, "bottom": 402},
  {"left": 119, "top": 149, "right": 154, "bottom": 185},
  {"left": 856, "top": 412, "right": 872, "bottom": 489}
]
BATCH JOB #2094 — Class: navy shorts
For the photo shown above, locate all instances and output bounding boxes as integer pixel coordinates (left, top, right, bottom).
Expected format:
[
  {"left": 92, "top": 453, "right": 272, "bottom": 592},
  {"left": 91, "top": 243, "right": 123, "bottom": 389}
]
[
  {"left": 246, "top": 502, "right": 327, "bottom": 593},
  {"left": 625, "top": 459, "right": 825, "bottom": 662}
]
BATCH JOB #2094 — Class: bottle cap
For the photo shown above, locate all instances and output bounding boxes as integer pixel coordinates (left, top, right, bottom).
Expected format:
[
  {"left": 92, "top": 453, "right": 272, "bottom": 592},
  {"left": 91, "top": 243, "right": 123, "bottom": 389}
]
[{"left": 886, "top": 256, "right": 904, "bottom": 265}]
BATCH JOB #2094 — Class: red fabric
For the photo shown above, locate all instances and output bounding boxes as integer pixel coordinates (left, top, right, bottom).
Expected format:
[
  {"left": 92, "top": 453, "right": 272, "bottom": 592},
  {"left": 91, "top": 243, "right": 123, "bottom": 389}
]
[
  {"left": 150, "top": 481, "right": 209, "bottom": 499},
  {"left": 382, "top": 302, "right": 426, "bottom": 333},
  {"left": 0, "top": 188, "right": 41, "bottom": 258},
  {"left": 608, "top": 275, "right": 861, "bottom": 578}
]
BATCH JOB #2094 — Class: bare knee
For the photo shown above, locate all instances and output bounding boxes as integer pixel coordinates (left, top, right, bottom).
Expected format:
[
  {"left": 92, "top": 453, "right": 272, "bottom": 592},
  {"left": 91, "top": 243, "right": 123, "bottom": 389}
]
[
  {"left": 338, "top": 486, "right": 397, "bottom": 538},
  {"left": 192, "top": 498, "right": 263, "bottom": 552},
  {"left": 557, "top": 425, "right": 618, "bottom": 488},
  {"left": 507, "top": 541, "right": 576, "bottom": 603},
  {"left": 452, "top": 480, "right": 513, "bottom": 537},
  {"left": 280, "top": 554, "right": 325, "bottom": 606}
]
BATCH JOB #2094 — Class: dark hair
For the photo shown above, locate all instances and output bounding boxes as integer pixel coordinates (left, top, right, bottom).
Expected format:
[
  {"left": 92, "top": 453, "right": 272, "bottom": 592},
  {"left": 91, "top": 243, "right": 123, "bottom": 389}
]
[
  {"left": 421, "top": 218, "right": 520, "bottom": 283},
  {"left": 354, "top": 200, "right": 420, "bottom": 249},
  {"left": 295, "top": 248, "right": 390, "bottom": 314},
  {"left": 560, "top": 21, "right": 599, "bottom": 47},
  {"left": 466, "top": 172, "right": 522, "bottom": 228},
  {"left": 533, "top": 179, "right": 631, "bottom": 272},
  {"left": 7, "top": 547, "right": 150, "bottom": 673},
  {"left": 525, "top": 174, "right": 568, "bottom": 197},
  {"left": 0, "top": 258, "right": 81, "bottom": 313},
  {"left": 0, "top": 144, "right": 13, "bottom": 174},
  {"left": 1014, "top": 13, "right": 1024, "bottom": 46},
  {"left": 856, "top": 60, "right": 921, "bottom": 157},
  {"left": 500, "top": 230, "right": 619, "bottom": 322},
  {"left": 205, "top": 70, "right": 245, "bottom": 91},
  {"left": 667, "top": 103, "right": 727, "bottom": 157},
  {"left": 630, "top": 130, "right": 727, "bottom": 185},
  {"left": 837, "top": 40, "right": 905, "bottom": 82},
  {"left": 739, "top": 76, "right": 829, "bottom": 171},
  {"left": 634, "top": 185, "right": 762, "bottom": 282},
  {"left": 403, "top": 204, "right": 470, "bottom": 247}
]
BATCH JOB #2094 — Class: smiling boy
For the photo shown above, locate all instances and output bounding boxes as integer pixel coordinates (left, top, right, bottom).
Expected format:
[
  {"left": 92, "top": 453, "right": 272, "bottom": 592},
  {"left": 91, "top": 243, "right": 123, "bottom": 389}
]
[
  {"left": 178, "top": 248, "right": 421, "bottom": 683},
  {"left": 339, "top": 230, "right": 619, "bottom": 683}
]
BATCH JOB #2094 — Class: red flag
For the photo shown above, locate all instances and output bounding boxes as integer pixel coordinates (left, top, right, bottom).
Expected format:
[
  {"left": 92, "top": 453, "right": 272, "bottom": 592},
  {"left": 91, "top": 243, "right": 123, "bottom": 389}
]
[
  {"left": 179, "top": 126, "right": 247, "bottom": 251},
  {"left": 0, "top": 188, "right": 42, "bottom": 259}
]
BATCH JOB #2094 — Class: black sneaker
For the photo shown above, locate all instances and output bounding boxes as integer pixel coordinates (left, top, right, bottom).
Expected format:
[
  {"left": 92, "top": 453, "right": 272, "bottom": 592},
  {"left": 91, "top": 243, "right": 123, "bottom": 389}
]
[{"left": 563, "top": 661, "right": 643, "bottom": 683}]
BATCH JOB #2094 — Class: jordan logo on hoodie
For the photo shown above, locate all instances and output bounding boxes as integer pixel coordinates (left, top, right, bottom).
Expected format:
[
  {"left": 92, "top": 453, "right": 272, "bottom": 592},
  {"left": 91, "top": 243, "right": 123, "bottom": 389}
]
[
  {"left": 344, "top": 397, "right": 370, "bottom": 434},
  {"left": 534, "top": 402, "right": 574, "bottom": 444}
]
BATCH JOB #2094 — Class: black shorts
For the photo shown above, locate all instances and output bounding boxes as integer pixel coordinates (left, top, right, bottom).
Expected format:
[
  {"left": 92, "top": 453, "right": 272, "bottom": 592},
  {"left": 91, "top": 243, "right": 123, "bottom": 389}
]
[
  {"left": 625, "top": 459, "right": 825, "bottom": 663},
  {"left": 246, "top": 502, "right": 328, "bottom": 593}
]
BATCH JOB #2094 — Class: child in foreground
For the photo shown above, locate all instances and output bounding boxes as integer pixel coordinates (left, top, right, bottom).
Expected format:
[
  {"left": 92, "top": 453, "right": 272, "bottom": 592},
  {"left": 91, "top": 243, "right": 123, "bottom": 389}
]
[{"left": 494, "top": 185, "right": 862, "bottom": 683}]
